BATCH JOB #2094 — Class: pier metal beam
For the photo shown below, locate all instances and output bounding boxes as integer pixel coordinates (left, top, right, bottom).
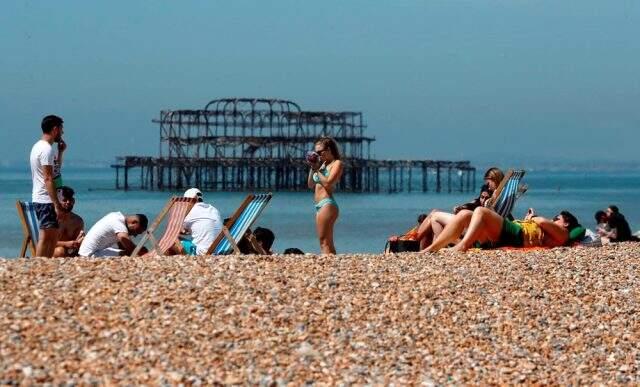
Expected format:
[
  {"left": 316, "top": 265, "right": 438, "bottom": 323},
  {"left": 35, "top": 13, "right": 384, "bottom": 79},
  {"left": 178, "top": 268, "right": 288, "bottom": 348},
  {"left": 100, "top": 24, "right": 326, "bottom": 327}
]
[{"left": 112, "top": 97, "right": 476, "bottom": 193}]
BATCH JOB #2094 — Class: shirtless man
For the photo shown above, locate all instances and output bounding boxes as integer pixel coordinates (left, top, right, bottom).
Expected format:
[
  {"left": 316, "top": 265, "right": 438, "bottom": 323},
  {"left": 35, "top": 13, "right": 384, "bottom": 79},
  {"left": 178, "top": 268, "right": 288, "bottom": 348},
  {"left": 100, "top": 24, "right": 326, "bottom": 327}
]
[{"left": 52, "top": 186, "right": 85, "bottom": 257}]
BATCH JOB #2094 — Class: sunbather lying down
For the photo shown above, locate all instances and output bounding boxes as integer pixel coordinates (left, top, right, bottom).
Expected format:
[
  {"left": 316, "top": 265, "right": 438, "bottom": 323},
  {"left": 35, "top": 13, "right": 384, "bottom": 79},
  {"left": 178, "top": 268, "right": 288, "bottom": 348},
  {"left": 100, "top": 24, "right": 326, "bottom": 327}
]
[{"left": 445, "top": 207, "right": 583, "bottom": 252}]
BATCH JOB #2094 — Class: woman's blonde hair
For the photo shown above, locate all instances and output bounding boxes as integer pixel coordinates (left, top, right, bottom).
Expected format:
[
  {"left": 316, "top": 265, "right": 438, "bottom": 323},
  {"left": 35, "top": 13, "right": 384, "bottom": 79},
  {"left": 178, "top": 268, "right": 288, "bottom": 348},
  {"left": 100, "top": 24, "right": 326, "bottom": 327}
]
[
  {"left": 483, "top": 167, "right": 504, "bottom": 187},
  {"left": 315, "top": 137, "right": 341, "bottom": 160}
]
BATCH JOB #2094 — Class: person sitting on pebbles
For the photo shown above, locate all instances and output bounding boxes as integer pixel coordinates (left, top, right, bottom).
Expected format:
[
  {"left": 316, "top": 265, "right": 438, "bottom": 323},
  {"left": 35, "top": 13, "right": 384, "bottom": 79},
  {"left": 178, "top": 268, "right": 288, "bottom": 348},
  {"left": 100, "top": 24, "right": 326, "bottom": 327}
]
[
  {"left": 52, "top": 186, "right": 85, "bottom": 257},
  {"left": 78, "top": 212, "right": 148, "bottom": 257},
  {"left": 438, "top": 207, "right": 583, "bottom": 252},
  {"left": 166, "top": 188, "right": 223, "bottom": 256}
]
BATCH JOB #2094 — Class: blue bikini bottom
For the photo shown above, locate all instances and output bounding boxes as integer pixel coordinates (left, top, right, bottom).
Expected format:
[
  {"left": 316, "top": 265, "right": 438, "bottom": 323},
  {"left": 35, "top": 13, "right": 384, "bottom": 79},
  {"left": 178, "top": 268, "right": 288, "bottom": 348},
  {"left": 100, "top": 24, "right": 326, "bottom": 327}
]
[{"left": 315, "top": 197, "right": 339, "bottom": 212}]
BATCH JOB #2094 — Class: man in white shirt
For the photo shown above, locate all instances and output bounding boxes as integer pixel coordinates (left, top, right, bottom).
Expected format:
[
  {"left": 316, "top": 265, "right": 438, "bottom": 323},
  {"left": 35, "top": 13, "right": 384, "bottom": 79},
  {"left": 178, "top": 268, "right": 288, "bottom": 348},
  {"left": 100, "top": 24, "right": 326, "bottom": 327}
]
[
  {"left": 78, "top": 213, "right": 148, "bottom": 257},
  {"left": 173, "top": 188, "right": 223, "bottom": 255},
  {"left": 30, "top": 115, "right": 67, "bottom": 257}
]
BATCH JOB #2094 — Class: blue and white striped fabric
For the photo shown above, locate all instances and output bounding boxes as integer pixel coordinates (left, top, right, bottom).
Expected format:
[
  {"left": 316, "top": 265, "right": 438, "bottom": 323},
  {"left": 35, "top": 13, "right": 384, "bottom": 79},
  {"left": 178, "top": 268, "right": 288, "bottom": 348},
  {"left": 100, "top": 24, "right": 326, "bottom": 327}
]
[
  {"left": 214, "top": 193, "right": 272, "bottom": 255},
  {"left": 493, "top": 170, "right": 525, "bottom": 218},
  {"left": 19, "top": 201, "right": 40, "bottom": 245}
]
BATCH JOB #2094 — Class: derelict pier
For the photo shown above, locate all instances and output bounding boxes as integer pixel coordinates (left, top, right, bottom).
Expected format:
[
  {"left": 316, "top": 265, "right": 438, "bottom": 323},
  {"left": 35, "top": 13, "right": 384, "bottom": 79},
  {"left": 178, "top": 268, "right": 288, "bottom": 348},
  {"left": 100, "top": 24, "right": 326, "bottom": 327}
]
[{"left": 112, "top": 98, "right": 476, "bottom": 193}]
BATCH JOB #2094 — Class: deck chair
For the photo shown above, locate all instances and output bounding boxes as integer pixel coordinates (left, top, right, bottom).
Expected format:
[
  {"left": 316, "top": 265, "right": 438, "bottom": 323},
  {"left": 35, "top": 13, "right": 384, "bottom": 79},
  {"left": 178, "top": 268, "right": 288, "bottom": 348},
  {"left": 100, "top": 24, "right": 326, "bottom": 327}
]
[
  {"left": 131, "top": 196, "right": 197, "bottom": 257},
  {"left": 16, "top": 201, "right": 40, "bottom": 257},
  {"left": 488, "top": 169, "right": 526, "bottom": 218},
  {"left": 206, "top": 193, "right": 272, "bottom": 255}
]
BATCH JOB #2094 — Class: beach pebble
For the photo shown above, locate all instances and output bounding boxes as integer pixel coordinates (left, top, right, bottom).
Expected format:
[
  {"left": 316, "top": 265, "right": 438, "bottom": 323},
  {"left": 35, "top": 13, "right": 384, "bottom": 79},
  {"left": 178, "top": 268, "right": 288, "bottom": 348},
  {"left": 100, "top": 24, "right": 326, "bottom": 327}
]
[{"left": 1, "top": 244, "right": 640, "bottom": 384}]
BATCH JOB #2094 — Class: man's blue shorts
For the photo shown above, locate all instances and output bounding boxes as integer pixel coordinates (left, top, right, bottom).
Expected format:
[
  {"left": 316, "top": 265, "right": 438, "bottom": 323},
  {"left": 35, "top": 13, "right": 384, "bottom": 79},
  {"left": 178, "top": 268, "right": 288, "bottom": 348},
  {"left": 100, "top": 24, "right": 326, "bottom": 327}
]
[
  {"left": 34, "top": 202, "right": 59, "bottom": 229},
  {"left": 180, "top": 240, "right": 198, "bottom": 255}
]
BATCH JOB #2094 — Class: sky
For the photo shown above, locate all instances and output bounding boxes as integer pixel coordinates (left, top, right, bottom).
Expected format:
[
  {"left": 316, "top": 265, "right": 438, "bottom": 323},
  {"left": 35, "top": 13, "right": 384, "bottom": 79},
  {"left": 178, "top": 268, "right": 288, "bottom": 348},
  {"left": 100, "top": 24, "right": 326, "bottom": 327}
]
[{"left": 1, "top": 0, "right": 639, "bottom": 168}]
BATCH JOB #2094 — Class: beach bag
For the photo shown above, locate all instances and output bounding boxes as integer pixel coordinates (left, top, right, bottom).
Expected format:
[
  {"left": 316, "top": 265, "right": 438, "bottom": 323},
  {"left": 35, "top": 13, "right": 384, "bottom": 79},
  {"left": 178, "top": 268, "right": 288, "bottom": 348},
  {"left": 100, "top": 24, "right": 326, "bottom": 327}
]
[{"left": 385, "top": 239, "right": 420, "bottom": 253}]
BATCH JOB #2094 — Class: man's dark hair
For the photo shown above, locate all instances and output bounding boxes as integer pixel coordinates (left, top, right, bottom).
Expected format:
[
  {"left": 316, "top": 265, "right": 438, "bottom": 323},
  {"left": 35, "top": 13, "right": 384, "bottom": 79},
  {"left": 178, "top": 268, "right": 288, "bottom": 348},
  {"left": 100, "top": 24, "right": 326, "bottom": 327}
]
[
  {"left": 560, "top": 211, "right": 580, "bottom": 230},
  {"left": 417, "top": 213, "right": 428, "bottom": 224},
  {"left": 58, "top": 186, "right": 75, "bottom": 200},
  {"left": 253, "top": 227, "right": 275, "bottom": 251},
  {"left": 594, "top": 210, "right": 607, "bottom": 223},
  {"left": 608, "top": 205, "right": 619, "bottom": 214},
  {"left": 283, "top": 248, "right": 304, "bottom": 255},
  {"left": 41, "top": 115, "right": 63, "bottom": 134},
  {"left": 135, "top": 214, "right": 149, "bottom": 231}
]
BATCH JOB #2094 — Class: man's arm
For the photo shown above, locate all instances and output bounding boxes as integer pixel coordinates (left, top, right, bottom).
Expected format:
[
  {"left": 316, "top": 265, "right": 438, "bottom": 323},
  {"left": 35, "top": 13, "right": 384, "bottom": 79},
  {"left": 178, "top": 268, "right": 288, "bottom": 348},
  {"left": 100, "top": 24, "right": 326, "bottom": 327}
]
[
  {"left": 43, "top": 165, "right": 63, "bottom": 218},
  {"left": 57, "top": 216, "right": 85, "bottom": 249},
  {"left": 57, "top": 139, "right": 66, "bottom": 166},
  {"left": 116, "top": 232, "right": 137, "bottom": 256}
]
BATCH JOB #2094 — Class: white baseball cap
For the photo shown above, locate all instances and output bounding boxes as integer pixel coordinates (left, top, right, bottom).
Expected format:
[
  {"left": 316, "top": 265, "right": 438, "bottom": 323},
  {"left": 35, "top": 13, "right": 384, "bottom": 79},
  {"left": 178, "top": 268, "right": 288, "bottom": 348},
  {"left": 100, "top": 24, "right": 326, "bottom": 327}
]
[{"left": 184, "top": 188, "right": 203, "bottom": 200}]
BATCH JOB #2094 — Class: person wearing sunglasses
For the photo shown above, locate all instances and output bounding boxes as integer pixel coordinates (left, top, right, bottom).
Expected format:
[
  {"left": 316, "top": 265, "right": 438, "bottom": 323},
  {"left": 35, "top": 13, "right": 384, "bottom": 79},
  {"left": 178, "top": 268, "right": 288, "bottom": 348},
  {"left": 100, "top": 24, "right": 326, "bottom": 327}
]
[
  {"left": 449, "top": 207, "right": 582, "bottom": 252},
  {"left": 306, "top": 137, "right": 343, "bottom": 254},
  {"left": 417, "top": 167, "right": 504, "bottom": 251}
]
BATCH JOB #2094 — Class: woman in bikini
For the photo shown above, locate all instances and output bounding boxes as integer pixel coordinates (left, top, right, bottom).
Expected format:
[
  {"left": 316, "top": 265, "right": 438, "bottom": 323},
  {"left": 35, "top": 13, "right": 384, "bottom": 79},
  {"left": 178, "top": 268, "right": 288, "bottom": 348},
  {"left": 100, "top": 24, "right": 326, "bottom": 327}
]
[{"left": 307, "top": 137, "right": 343, "bottom": 254}]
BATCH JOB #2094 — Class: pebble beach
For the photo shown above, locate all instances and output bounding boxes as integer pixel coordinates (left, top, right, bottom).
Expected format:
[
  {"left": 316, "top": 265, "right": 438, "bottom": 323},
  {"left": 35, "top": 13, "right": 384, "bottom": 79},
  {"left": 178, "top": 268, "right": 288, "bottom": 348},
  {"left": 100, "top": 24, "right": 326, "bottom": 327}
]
[{"left": 1, "top": 245, "right": 639, "bottom": 384}]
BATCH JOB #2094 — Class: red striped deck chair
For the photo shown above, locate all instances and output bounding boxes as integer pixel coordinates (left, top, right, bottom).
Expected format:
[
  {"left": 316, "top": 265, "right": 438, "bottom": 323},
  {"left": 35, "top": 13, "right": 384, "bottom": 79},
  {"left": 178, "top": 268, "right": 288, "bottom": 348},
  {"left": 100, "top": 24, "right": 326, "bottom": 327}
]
[
  {"left": 16, "top": 201, "right": 40, "bottom": 257},
  {"left": 131, "top": 196, "right": 197, "bottom": 257}
]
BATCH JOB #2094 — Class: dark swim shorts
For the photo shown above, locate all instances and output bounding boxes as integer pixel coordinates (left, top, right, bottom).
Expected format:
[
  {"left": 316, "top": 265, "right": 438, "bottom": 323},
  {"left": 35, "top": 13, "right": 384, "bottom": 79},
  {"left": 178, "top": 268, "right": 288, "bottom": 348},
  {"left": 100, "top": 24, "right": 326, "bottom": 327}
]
[
  {"left": 33, "top": 202, "right": 59, "bottom": 229},
  {"left": 498, "top": 218, "right": 524, "bottom": 247}
]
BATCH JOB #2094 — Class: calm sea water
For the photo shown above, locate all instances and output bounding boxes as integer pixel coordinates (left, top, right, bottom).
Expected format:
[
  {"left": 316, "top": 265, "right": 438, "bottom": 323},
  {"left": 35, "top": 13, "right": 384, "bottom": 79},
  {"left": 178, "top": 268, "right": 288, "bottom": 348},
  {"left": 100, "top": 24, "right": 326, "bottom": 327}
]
[{"left": 2, "top": 167, "right": 639, "bottom": 257}]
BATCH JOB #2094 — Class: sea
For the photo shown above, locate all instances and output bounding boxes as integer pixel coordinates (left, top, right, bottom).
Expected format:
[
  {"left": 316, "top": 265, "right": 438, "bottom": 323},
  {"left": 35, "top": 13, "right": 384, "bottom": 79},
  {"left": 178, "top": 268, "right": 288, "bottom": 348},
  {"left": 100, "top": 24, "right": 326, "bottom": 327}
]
[{"left": 2, "top": 166, "right": 639, "bottom": 258}]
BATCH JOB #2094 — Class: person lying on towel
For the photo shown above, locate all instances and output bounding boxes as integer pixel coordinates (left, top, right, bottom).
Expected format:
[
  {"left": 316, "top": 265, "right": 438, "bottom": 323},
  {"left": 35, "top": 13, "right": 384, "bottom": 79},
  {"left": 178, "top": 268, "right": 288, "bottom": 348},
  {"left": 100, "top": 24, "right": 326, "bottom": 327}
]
[{"left": 447, "top": 207, "right": 584, "bottom": 252}]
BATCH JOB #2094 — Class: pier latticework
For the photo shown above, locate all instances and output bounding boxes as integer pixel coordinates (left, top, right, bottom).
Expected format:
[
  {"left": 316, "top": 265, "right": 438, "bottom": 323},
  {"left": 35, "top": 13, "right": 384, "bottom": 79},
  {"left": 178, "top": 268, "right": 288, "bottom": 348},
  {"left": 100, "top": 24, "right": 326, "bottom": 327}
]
[{"left": 112, "top": 98, "right": 475, "bottom": 193}]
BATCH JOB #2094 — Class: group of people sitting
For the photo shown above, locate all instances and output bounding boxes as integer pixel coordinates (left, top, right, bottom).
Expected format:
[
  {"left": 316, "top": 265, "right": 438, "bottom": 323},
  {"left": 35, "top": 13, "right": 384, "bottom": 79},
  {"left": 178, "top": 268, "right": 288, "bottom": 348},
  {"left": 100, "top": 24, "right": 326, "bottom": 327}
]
[
  {"left": 52, "top": 187, "right": 285, "bottom": 258},
  {"left": 594, "top": 205, "right": 639, "bottom": 244},
  {"left": 392, "top": 167, "right": 638, "bottom": 253}
]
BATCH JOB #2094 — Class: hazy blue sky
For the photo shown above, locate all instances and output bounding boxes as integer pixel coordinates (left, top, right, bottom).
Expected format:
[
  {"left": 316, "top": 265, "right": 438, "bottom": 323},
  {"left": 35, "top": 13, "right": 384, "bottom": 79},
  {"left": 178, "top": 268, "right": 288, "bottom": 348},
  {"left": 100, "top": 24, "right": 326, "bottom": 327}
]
[{"left": 1, "top": 0, "right": 639, "bottom": 167}]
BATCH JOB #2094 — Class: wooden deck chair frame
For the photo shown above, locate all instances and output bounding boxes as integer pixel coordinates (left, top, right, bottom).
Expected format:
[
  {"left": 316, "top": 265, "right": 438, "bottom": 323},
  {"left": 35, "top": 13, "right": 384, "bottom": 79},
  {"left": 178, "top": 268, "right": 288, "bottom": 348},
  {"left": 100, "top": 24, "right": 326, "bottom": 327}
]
[
  {"left": 206, "top": 193, "right": 272, "bottom": 255},
  {"left": 131, "top": 196, "right": 197, "bottom": 257},
  {"left": 488, "top": 169, "right": 526, "bottom": 217},
  {"left": 16, "top": 201, "right": 38, "bottom": 257}
]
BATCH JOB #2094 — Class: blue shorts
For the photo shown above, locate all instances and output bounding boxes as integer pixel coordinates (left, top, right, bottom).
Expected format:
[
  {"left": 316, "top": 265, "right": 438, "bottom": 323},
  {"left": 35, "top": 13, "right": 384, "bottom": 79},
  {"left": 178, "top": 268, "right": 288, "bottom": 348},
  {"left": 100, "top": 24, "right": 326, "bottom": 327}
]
[
  {"left": 33, "top": 202, "right": 59, "bottom": 229},
  {"left": 181, "top": 240, "right": 198, "bottom": 255}
]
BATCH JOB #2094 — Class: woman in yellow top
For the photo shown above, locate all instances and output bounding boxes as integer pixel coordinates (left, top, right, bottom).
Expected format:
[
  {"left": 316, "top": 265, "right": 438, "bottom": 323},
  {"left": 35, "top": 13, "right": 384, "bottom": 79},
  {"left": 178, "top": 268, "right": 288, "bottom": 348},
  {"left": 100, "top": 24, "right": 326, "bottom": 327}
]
[
  {"left": 451, "top": 207, "right": 579, "bottom": 252},
  {"left": 307, "top": 137, "right": 344, "bottom": 254}
]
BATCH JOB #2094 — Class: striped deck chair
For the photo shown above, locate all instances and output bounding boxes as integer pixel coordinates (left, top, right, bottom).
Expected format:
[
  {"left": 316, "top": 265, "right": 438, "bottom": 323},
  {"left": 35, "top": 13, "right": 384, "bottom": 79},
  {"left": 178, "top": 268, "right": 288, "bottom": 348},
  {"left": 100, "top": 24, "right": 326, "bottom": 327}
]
[
  {"left": 206, "top": 193, "right": 272, "bottom": 255},
  {"left": 16, "top": 201, "right": 40, "bottom": 257},
  {"left": 131, "top": 196, "right": 197, "bottom": 257},
  {"left": 489, "top": 169, "right": 526, "bottom": 218}
]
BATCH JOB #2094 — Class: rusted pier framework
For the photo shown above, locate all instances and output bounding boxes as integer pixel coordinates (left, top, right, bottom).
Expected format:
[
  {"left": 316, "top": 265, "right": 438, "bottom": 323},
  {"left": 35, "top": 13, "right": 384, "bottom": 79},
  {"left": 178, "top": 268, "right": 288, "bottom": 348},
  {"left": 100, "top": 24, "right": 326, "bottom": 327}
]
[{"left": 113, "top": 98, "right": 476, "bottom": 193}]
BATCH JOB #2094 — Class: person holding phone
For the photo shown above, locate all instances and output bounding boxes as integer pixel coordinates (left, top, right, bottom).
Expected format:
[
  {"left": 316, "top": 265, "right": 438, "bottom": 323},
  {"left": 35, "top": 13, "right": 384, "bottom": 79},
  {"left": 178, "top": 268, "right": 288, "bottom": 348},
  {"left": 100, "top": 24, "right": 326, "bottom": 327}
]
[
  {"left": 306, "top": 137, "right": 344, "bottom": 254},
  {"left": 29, "top": 114, "right": 68, "bottom": 257}
]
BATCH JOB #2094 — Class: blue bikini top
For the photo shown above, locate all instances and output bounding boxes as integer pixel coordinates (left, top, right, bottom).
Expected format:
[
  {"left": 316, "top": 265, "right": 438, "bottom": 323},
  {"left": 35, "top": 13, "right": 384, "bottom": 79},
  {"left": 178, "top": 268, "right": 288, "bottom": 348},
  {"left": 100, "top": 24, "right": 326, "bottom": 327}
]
[{"left": 312, "top": 166, "right": 330, "bottom": 184}]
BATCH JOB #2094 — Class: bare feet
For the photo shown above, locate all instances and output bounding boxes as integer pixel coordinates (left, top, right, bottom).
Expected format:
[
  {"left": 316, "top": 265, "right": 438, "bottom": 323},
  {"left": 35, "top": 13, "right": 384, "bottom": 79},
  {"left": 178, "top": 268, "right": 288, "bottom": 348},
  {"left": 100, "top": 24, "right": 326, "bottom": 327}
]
[{"left": 451, "top": 242, "right": 469, "bottom": 252}]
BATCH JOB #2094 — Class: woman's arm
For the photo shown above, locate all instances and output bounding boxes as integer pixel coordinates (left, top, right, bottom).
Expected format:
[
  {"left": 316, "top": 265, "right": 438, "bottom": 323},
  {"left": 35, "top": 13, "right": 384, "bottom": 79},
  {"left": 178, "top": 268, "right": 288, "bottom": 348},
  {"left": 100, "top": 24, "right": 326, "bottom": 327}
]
[
  {"left": 307, "top": 168, "right": 316, "bottom": 189},
  {"left": 314, "top": 160, "right": 344, "bottom": 187},
  {"left": 534, "top": 217, "right": 569, "bottom": 246}
]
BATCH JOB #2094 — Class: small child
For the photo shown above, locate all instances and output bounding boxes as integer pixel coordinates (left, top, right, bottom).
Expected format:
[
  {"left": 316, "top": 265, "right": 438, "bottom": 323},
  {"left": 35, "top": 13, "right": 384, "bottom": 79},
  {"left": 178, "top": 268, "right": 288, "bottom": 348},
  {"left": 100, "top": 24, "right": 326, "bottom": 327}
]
[{"left": 594, "top": 210, "right": 611, "bottom": 235}]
